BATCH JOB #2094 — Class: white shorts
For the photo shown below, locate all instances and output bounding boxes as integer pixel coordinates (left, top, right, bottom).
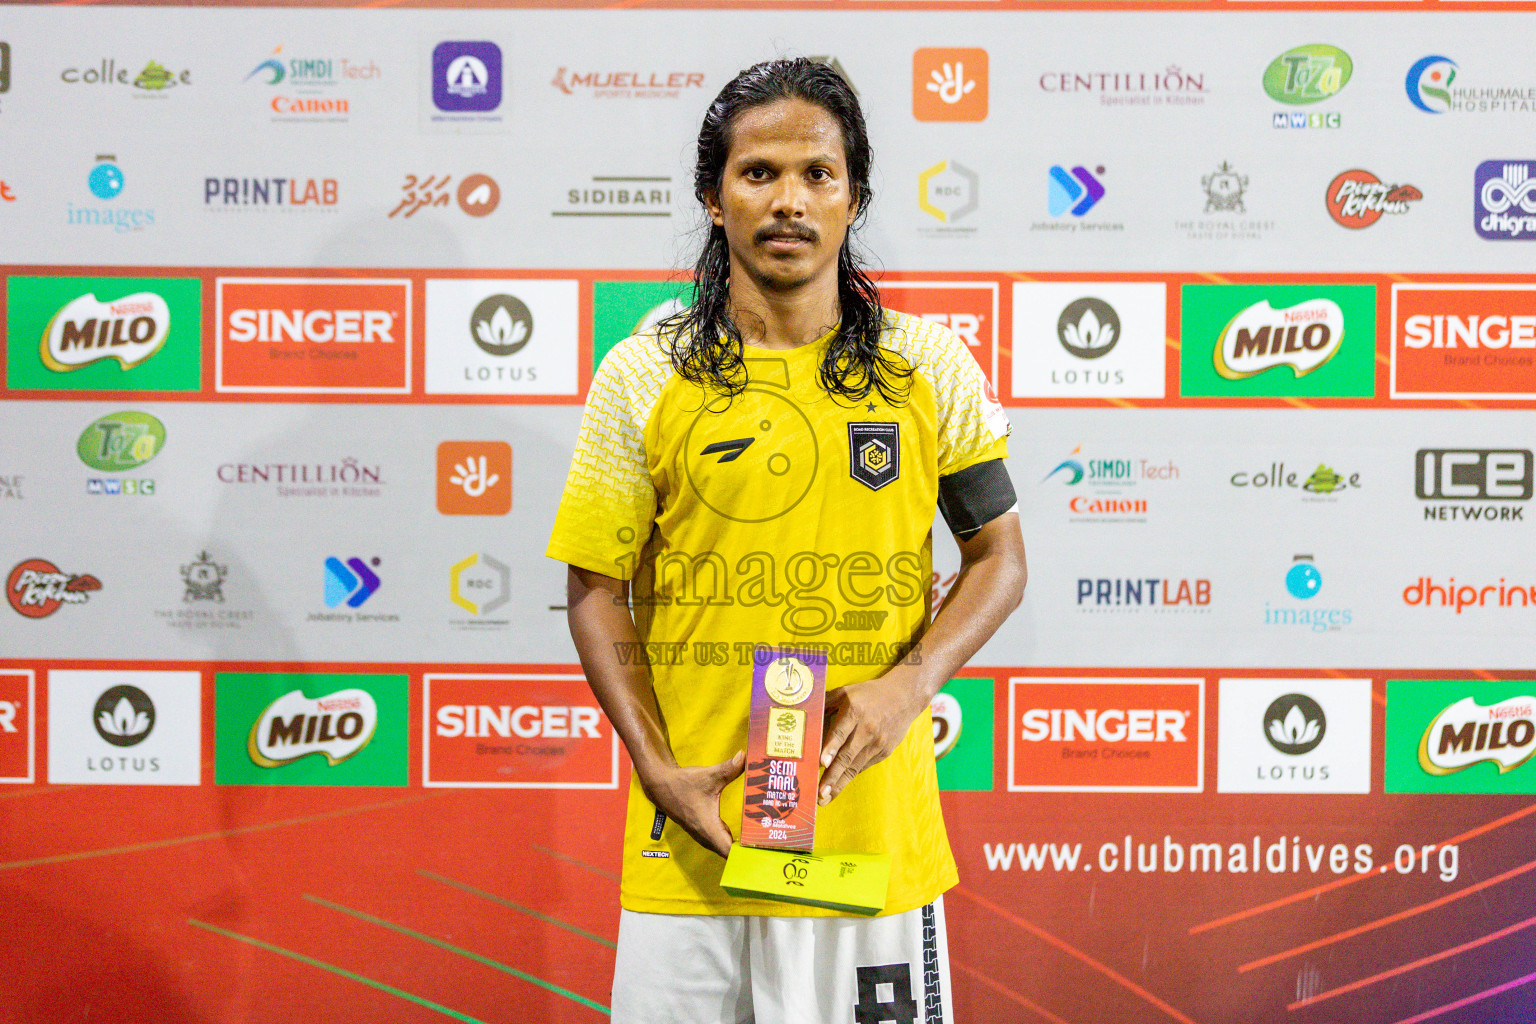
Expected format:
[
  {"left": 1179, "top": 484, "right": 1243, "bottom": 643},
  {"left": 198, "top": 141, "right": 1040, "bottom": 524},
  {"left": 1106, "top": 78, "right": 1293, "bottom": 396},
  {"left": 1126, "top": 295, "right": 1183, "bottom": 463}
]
[{"left": 611, "top": 897, "right": 953, "bottom": 1024}]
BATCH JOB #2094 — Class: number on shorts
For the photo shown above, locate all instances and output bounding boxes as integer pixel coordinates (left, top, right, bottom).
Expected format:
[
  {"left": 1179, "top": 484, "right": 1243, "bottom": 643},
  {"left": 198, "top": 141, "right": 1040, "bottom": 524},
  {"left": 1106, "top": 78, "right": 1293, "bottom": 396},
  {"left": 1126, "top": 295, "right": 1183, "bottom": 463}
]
[{"left": 854, "top": 962, "right": 918, "bottom": 1024}]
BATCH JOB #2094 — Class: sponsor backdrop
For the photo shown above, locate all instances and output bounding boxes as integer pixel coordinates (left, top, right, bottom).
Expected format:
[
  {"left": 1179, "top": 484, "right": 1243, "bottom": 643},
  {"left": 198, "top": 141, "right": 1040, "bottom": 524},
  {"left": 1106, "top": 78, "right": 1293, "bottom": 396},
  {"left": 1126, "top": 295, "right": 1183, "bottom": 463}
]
[{"left": 3, "top": 4, "right": 1536, "bottom": 1024}]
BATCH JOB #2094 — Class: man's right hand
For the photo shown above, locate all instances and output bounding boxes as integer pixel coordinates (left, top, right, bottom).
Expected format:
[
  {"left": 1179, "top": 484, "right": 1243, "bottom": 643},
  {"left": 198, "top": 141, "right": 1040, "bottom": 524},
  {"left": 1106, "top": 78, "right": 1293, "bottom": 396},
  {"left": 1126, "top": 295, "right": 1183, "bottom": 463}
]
[{"left": 638, "top": 751, "right": 746, "bottom": 859}]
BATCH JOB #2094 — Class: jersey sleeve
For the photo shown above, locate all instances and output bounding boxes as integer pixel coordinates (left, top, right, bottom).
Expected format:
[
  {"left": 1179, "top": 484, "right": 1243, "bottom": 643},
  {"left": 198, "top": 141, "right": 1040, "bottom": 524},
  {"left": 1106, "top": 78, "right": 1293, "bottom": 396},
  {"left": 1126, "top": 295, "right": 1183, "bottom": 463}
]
[
  {"left": 546, "top": 339, "right": 661, "bottom": 580},
  {"left": 893, "top": 313, "right": 1011, "bottom": 476}
]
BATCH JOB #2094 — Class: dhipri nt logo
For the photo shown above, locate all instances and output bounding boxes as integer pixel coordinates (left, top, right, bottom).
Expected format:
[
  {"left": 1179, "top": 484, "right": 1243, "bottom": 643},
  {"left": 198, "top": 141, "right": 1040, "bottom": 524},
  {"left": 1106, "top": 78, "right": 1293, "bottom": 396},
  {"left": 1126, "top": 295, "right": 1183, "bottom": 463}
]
[
  {"left": 1416, "top": 449, "right": 1532, "bottom": 521},
  {"left": 1403, "top": 576, "right": 1536, "bottom": 613}
]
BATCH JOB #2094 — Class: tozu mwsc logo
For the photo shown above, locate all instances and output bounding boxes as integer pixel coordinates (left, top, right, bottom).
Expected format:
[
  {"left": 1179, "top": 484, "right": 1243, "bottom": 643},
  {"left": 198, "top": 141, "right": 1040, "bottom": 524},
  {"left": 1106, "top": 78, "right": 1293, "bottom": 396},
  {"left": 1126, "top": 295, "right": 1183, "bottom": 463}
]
[{"left": 215, "top": 673, "right": 407, "bottom": 786}]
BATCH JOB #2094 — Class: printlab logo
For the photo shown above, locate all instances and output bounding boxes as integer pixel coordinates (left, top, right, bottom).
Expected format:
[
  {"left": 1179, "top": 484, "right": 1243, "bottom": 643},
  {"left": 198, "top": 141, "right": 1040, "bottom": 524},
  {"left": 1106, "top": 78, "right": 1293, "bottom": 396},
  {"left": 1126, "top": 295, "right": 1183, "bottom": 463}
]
[
  {"left": 913, "top": 48, "right": 987, "bottom": 122},
  {"left": 450, "top": 553, "right": 510, "bottom": 622},
  {"left": 60, "top": 58, "right": 192, "bottom": 95},
  {"left": 1475, "top": 161, "right": 1536, "bottom": 240},
  {"left": 1267, "top": 555, "right": 1352, "bottom": 633},
  {"left": 324, "top": 556, "right": 380, "bottom": 608},
  {"left": 203, "top": 176, "right": 338, "bottom": 212},
  {"left": 68, "top": 154, "right": 155, "bottom": 234},
  {"left": 432, "top": 41, "right": 501, "bottom": 113},
  {"left": 48, "top": 670, "right": 201, "bottom": 785},
  {"left": 216, "top": 673, "right": 408, "bottom": 786},
  {"left": 437, "top": 441, "right": 512, "bottom": 515},
  {"left": 93, "top": 685, "right": 154, "bottom": 746},
  {"left": 1216, "top": 678, "right": 1371, "bottom": 793},
  {"left": 7, "top": 559, "right": 100, "bottom": 618},
  {"left": 917, "top": 160, "right": 978, "bottom": 231},
  {"left": 1386, "top": 680, "right": 1536, "bottom": 794},
  {"left": 1264, "top": 693, "right": 1325, "bottom": 755},
  {"left": 390, "top": 173, "right": 499, "bottom": 218},
  {"left": 1416, "top": 449, "right": 1532, "bottom": 522},
  {"left": 1264, "top": 44, "right": 1350, "bottom": 128},
  {"left": 1076, "top": 575, "right": 1210, "bottom": 613},
  {"left": 1326, "top": 170, "right": 1421, "bottom": 229}
]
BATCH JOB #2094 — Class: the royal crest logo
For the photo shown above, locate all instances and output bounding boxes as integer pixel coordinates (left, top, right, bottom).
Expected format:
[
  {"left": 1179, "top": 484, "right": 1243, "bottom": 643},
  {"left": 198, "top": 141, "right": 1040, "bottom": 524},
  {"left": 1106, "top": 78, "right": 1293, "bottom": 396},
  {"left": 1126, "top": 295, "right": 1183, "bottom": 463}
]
[
  {"left": 181, "top": 551, "right": 227, "bottom": 603},
  {"left": 1418, "top": 695, "right": 1536, "bottom": 775},
  {"left": 1215, "top": 298, "right": 1344, "bottom": 380},
  {"left": 247, "top": 687, "right": 378, "bottom": 767},
  {"left": 7, "top": 559, "right": 101, "bottom": 618},
  {"left": 848, "top": 422, "right": 899, "bottom": 491},
  {"left": 42, "top": 291, "right": 170, "bottom": 371}
]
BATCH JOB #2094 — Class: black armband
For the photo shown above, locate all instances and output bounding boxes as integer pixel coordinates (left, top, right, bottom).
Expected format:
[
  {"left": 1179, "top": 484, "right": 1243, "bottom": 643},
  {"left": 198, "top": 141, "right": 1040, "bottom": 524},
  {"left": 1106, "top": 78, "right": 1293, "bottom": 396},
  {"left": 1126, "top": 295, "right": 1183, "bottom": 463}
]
[{"left": 938, "top": 459, "right": 1017, "bottom": 540}]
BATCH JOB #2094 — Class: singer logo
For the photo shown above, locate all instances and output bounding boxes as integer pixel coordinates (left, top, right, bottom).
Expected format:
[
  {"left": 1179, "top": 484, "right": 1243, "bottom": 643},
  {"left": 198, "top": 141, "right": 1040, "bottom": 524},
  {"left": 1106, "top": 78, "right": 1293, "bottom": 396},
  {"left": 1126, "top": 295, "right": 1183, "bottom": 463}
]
[
  {"left": 1392, "top": 284, "right": 1536, "bottom": 399},
  {"left": 216, "top": 278, "right": 411, "bottom": 393},
  {"left": 424, "top": 674, "right": 618, "bottom": 788},
  {"left": 1008, "top": 678, "right": 1204, "bottom": 792}
]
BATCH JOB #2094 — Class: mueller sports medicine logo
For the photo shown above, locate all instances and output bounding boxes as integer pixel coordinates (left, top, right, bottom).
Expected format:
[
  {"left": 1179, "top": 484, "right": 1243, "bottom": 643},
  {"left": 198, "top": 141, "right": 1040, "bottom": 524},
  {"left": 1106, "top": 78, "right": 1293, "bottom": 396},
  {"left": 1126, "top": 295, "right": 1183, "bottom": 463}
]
[
  {"left": 42, "top": 291, "right": 169, "bottom": 371},
  {"left": 248, "top": 688, "right": 377, "bottom": 767},
  {"left": 1417, "top": 449, "right": 1532, "bottom": 521},
  {"left": 1476, "top": 162, "right": 1536, "bottom": 240},
  {"left": 550, "top": 68, "right": 704, "bottom": 99},
  {"left": 1392, "top": 284, "right": 1536, "bottom": 399},
  {"left": 1326, "top": 170, "right": 1421, "bottom": 229},
  {"left": 7, "top": 559, "right": 100, "bottom": 618},
  {"left": 1215, "top": 298, "right": 1343, "bottom": 380},
  {"left": 1009, "top": 678, "right": 1203, "bottom": 792},
  {"left": 216, "top": 278, "right": 411, "bottom": 393},
  {"left": 1418, "top": 696, "right": 1536, "bottom": 776}
]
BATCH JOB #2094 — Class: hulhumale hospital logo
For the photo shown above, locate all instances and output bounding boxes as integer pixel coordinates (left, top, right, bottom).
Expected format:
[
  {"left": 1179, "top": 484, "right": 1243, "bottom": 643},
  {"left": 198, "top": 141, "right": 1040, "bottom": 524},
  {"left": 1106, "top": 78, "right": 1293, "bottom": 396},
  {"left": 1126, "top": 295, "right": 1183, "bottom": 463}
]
[{"left": 1406, "top": 56, "right": 1457, "bottom": 113}]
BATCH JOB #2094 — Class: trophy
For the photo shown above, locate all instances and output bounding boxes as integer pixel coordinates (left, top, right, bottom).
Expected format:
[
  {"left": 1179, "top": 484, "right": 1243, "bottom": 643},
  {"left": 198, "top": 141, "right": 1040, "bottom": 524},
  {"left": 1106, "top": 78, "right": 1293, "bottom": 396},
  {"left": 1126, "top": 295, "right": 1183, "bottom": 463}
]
[{"left": 719, "top": 645, "right": 891, "bottom": 915}]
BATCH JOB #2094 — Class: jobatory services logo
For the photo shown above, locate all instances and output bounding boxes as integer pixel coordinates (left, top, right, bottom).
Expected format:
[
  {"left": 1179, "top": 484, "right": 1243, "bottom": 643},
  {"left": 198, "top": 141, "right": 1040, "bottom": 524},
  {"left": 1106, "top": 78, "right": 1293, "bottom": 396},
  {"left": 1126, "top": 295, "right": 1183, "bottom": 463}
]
[
  {"left": 1406, "top": 56, "right": 1536, "bottom": 116},
  {"left": 437, "top": 441, "right": 512, "bottom": 515},
  {"left": 1076, "top": 574, "right": 1210, "bottom": 613},
  {"left": 879, "top": 282, "right": 997, "bottom": 392},
  {"left": 7, "top": 559, "right": 100, "bottom": 618},
  {"left": 203, "top": 176, "right": 338, "bottom": 212},
  {"left": 1266, "top": 555, "right": 1352, "bottom": 633},
  {"left": 932, "top": 677, "right": 993, "bottom": 792},
  {"left": 78, "top": 409, "right": 164, "bottom": 496},
  {"left": 1229, "top": 461, "right": 1360, "bottom": 502},
  {"left": 1041, "top": 444, "right": 1179, "bottom": 524},
  {"left": 449, "top": 553, "right": 511, "bottom": 627},
  {"left": 550, "top": 67, "right": 705, "bottom": 99},
  {"left": 216, "top": 673, "right": 407, "bottom": 786},
  {"left": 1217, "top": 679, "right": 1372, "bottom": 793},
  {"left": 60, "top": 57, "right": 192, "bottom": 96},
  {"left": 555, "top": 175, "right": 672, "bottom": 218},
  {"left": 68, "top": 154, "right": 154, "bottom": 234},
  {"left": 389, "top": 173, "right": 500, "bottom": 219},
  {"left": 1387, "top": 679, "right": 1536, "bottom": 793},
  {"left": 1036, "top": 65, "right": 1207, "bottom": 107},
  {"left": 1402, "top": 575, "right": 1536, "bottom": 614},
  {"left": 917, "top": 160, "right": 978, "bottom": 233},
  {"left": 913, "top": 48, "right": 987, "bottom": 122},
  {"left": 1008, "top": 678, "right": 1204, "bottom": 792},
  {"left": 1035, "top": 164, "right": 1122, "bottom": 234},
  {"left": 1416, "top": 448, "right": 1532, "bottom": 521},
  {"left": 1264, "top": 44, "right": 1350, "bottom": 128},
  {"left": 323, "top": 556, "right": 381, "bottom": 608},
  {"left": 1326, "top": 170, "right": 1422, "bottom": 228},
  {"left": 428, "top": 41, "right": 503, "bottom": 128},
  {"left": 1180, "top": 284, "right": 1376, "bottom": 398},
  {"left": 244, "top": 45, "right": 380, "bottom": 122},
  {"left": 1475, "top": 161, "right": 1536, "bottom": 240},
  {"left": 47, "top": 670, "right": 201, "bottom": 785},
  {"left": 215, "top": 277, "right": 411, "bottom": 393},
  {"left": 5, "top": 276, "right": 201, "bottom": 392},
  {"left": 1012, "top": 282, "right": 1166, "bottom": 398},
  {"left": 1391, "top": 284, "right": 1536, "bottom": 399},
  {"left": 424, "top": 674, "right": 619, "bottom": 788},
  {"left": 424, "top": 278, "right": 579, "bottom": 396},
  {"left": 0, "top": 671, "right": 34, "bottom": 784}
]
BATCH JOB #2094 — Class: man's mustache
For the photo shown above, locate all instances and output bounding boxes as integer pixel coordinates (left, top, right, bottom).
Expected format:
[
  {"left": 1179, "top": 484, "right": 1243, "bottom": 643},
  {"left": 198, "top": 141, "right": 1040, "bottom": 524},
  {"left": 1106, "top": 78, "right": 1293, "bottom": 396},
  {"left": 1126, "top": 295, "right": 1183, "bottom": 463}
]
[{"left": 755, "top": 223, "right": 819, "bottom": 244}]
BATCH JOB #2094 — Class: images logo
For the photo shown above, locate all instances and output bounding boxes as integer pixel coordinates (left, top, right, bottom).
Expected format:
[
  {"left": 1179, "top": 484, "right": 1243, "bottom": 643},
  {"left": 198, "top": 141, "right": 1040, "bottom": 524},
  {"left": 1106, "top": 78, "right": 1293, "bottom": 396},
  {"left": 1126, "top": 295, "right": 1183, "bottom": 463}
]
[
  {"left": 1387, "top": 679, "right": 1536, "bottom": 793},
  {"left": 7, "top": 559, "right": 100, "bottom": 618},
  {"left": 1475, "top": 161, "right": 1536, "bottom": 240},
  {"left": 1009, "top": 678, "right": 1203, "bottom": 791},
  {"left": 913, "top": 48, "right": 987, "bottom": 122},
  {"left": 1407, "top": 55, "right": 1456, "bottom": 113},
  {"left": 437, "top": 441, "right": 512, "bottom": 515},
  {"left": 1267, "top": 555, "right": 1351, "bottom": 633},
  {"left": 48, "top": 670, "right": 200, "bottom": 785},
  {"left": 1181, "top": 284, "right": 1376, "bottom": 398},
  {"left": 67, "top": 155, "right": 156, "bottom": 233},
  {"left": 217, "top": 673, "right": 407, "bottom": 786},
  {"left": 77, "top": 410, "right": 165, "bottom": 471},
  {"left": 1416, "top": 449, "right": 1531, "bottom": 522},
  {"left": 89, "top": 157, "right": 123, "bottom": 200},
  {"left": 1217, "top": 678, "right": 1371, "bottom": 793},
  {"left": 1048, "top": 165, "right": 1104, "bottom": 217},
  {"left": 1326, "top": 170, "right": 1421, "bottom": 228},
  {"left": 1286, "top": 555, "right": 1321, "bottom": 599},
  {"left": 216, "top": 278, "right": 411, "bottom": 394},
  {"left": 1263, "top": 44, "right": 1351, "bottom": 105},
  {"left": 1392, "top": 284, "right": 1536, "bottom": 399},
  {"left": 93, "top": 684, "right": 154, "bottom": 746},
  {"left": 324, "top": 556, "right": 380, "bottom": 608},
  {"left": 6, "top": 276, "right": 201, "bottom": 391},
  {"left": 918, "top": 160, "right": 978, "bottom": 225},
  {"left": 932, "top": 677, "right": 993, "bottom": 792},
  {"left": 450, "top": 553, "right": 510, "bottom": 617}
]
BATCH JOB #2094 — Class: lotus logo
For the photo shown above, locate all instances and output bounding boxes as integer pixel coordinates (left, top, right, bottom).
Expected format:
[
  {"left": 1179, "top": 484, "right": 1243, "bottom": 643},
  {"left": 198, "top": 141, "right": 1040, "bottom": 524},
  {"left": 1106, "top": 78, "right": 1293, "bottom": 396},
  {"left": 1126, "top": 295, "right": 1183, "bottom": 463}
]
[
  {"left": 1263, "top": 693, "right": 1326, "bottom": 755},
  {"left": 42, "top": 291, "right": 171, "bottom": 372},
  {"left": 1057, "top": 297, "right": 1119, "bottom": 359},
  {"left": 93, "top": 684, "right": 155, "bottom": 747},
  {"left": 1419, "top": 695, "right": 1536, "bottom": 775},
  {"left": 470, "top": 294, "right": 532, "bottom": 356},
  {"left": 248, "top": 687, "right": 378, "bottom": 767},
  {"left": 1215, "top": 298, "right": 1344, "bottom": 380}
]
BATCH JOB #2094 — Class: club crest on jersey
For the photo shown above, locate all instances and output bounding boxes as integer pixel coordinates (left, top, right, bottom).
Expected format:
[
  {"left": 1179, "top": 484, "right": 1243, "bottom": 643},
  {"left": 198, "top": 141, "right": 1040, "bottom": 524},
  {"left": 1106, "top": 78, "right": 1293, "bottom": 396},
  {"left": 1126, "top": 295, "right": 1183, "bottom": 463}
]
[{"left": 848, "top": 422, "right": 899, "bottom": 491}]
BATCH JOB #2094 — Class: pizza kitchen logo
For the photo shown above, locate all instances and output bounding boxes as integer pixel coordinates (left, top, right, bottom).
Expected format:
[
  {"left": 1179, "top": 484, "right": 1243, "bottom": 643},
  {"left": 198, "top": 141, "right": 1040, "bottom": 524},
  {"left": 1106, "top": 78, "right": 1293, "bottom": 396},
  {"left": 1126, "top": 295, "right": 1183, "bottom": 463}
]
[
  {"left": 8, "top": 559, "right": 101, "bottom": 618},
  {"left": 1326, "top": 169, "right": 1421, "bottom": 229},
  {"left": 1418, "top": 695, "right": 1536, "bottom": 776},
  {"left": 248, "top": 687, "right": 377, "bottom": 767},
  {"left": 1215, "top": 297, "right": 1343, "bottom": 380}
]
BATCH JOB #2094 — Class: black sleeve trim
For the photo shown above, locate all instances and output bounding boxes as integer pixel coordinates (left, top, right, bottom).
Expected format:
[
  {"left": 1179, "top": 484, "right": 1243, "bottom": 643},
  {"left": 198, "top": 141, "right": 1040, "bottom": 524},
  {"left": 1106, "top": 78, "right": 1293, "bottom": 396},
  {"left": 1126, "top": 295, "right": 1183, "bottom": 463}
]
[{"left": 938, "top": 459, "right": 1017, "bottom": 540}]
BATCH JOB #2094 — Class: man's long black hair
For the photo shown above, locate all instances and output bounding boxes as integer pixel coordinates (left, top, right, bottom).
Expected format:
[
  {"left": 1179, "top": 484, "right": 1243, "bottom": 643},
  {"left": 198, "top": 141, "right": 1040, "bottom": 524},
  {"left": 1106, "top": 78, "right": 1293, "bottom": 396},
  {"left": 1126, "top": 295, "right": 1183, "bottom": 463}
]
[{"left": 658, "top": 57, "right": 911, "bottom": 405}]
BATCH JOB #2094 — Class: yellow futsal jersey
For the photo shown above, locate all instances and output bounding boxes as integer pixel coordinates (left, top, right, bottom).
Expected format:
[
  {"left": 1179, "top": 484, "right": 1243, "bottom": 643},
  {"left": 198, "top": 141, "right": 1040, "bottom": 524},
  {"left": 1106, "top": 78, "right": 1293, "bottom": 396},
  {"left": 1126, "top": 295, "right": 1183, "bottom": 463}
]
[{"left": 547, "top": 310, "right": 1010, "bottom": 917}]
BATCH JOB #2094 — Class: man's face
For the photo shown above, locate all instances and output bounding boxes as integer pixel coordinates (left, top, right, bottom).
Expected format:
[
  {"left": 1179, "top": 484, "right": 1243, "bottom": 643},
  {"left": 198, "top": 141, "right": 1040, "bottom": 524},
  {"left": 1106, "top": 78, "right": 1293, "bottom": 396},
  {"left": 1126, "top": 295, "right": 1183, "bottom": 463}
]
[{"left": 705, "top": 98, "right": 858, "bottom": 294}]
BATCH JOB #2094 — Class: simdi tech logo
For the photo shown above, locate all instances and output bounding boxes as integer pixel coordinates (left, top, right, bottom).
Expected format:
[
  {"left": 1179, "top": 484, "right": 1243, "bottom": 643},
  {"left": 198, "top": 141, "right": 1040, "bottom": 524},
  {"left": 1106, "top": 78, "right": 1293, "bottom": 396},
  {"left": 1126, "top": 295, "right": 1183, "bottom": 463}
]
[
  {"left": 215, "top": 278, "right": 411, "bottom": 393},
  {"left": 912, "top": 48, "right": 987, "bottom": 122},
  {"left": 1216, "top": 678, "right": 1372, "bottom": 794},
  {"left": 5, "top": 276, "right": 201, "bottom": 392},
  {"left": 244, "top": 44, "right": 381, "bottom": 123},
  {"left": 1387, "top": 679, "right": 1536, "bottom": 794},
  {"left": 1008, "top": 677, "right": 1203, "bottom": 792},
  {"left": 1391, "top": 284, "right": 1536, "bottom": 399},
  {"left": 1180, "top": 284, "right": 1376, "bottom": 398},
  {"left": 424, "top": 674, "right": 618, "bottom": 788},
  {"left": 215, "top": 673, "right": 407, "bottom": 786},
  {"left": 47, "top": 670, "right": 201, "bottom": 785},
  {"left": 1011, "top": 282, "right": 1167, "bottom": 399},
  {"left": 424, "top": 279, "right": 578, "bottom": 396}
]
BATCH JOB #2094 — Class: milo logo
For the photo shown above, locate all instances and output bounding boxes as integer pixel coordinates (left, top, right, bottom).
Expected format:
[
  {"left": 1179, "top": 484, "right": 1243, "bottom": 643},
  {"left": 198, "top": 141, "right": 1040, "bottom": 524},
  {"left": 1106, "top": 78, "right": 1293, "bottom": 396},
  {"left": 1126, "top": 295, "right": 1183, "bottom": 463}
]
[
  {"left": 42, "top": 291, "right": 171, "bottom": 371},
  {"left": 248, "top": 688, "right": 378, "bottom": 767},
  {"left": 1215, "top": 298, "right": 1344, "bottom": 380},
  {"left": 1418, "top": 695, "right": 1536, "bottom": 776}
]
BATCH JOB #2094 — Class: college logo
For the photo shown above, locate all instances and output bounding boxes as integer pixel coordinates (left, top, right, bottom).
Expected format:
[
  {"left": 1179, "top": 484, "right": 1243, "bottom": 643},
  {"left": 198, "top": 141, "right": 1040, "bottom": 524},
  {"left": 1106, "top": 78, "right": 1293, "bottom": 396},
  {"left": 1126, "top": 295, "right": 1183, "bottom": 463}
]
[
  {"left": 1326, "top": 170, "right": 1421, "bottom": 228},
  {"left": 913, "top": 48, "right": 987, "bottom": 122},
  {"left": 1013, "top": 283, "right": 1166, "bottom": 398},
  {"left": 917, "top": 160, "right": 978, "bottom": 227},
  {"left": 1217, "top": 679, "right": 1371, "bottom": 793},
  {"left": 424, "top": 674, "right": 619, "bottom": 788},
  {"left": 591, "top": 280, "right": 692, "bottom": 369},
  {"left": 1266, "top": 555, "right": 1351, "bottom": 633},
  {"left": 450, "top": 553, "right": 510, "bottom": 619},
  {"left": 425, "top": 279, "right": 579, "bottom": 396},
  {"left": 48, "top": 670, "right": 200, "bottom": 785},
  {"left": 432, "top": 41, "right": 501, "bottom": 113},
  {"left": 1406, "top": 55, "right": 1456, "bottom": 113},
  {"left": 389, "top": 173, "right": 500, "bottom": 218},
  {"left": 879, "top": 282, "right": 997, "bottom": 391},
  {"left": 1387, "top": 679, "right": 1536, "bottom": 793},
  {"left": 1230, "top": 461, "right": 1360, "bottom": 500},
  {"left": 1263, "top": 44, "right": 1351, "bottom": 105},
  {"left": 7, "top": 559, "right": 100, "bottom": 618},
  {"left": 60, "top": 58, "right": 192, "bottom": 94},
  {"left": 1416, "top": 449, "right": 1531, "bottom": 522},
  {"left": 1392, "top": 284, "right": 1536, "bottom": 398},
  {"left": 1475, "top": 161, "right": 1536, "bottom": 240},
  {"left": 437, "top": 441, "right": 512, "bottom": 515},
  {"left": 324, "top": 556, "right": 381, "bottom": 608},
  {"left": 215, "top": 277, "right": 411, "bottom": 393},
  {"left": 217, "top": 673, "right": 406, "bottom": 786},
  {"left": 932, "top": 677, "right": 993, "bottom": 791},
  {"left": 1181, "top": 284, "right": 1376, "bottom": 398},
  {"left": 1009, "top": 678, "right": 1203, "bottom": 791},
  {"left": 0, "top": 671, "right": 34, "bottom": 784},
  {"left": 848, "top": 423, "right": 899, "bottom": 491},
  {"left": 77, "top": 410, "right": 165, "bottom": 471}
]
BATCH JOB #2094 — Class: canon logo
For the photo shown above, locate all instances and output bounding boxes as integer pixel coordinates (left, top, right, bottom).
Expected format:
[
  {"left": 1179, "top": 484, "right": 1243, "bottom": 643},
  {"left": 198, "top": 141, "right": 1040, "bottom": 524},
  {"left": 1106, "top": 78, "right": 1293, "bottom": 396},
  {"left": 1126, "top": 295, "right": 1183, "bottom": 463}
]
[
  {"left": 435, "top": 704, "right": 601, "bottom": 739},
  {"left": 1020, "top": 708, "right": 1188, "bottom": 743},
  {"left": 227, "top": 308, "right": 395, "bottom": 343}
]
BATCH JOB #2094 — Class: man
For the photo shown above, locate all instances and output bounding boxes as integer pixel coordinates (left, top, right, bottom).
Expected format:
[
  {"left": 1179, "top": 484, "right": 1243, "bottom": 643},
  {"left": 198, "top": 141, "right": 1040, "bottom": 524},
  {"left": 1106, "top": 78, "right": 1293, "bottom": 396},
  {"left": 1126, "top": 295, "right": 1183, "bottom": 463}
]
[{"left": 548, "top": 58, "right": 1026, "bottom": 1024}]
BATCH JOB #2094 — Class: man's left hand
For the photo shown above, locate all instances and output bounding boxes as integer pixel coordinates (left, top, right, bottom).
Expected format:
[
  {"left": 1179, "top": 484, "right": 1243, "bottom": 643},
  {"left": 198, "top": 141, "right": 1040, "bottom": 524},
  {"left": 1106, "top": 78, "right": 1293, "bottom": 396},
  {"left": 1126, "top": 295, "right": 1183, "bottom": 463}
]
[{"left": 817, "top": 665, "right": 928, "bottom": 805}]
